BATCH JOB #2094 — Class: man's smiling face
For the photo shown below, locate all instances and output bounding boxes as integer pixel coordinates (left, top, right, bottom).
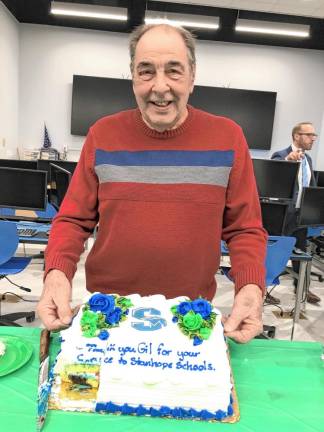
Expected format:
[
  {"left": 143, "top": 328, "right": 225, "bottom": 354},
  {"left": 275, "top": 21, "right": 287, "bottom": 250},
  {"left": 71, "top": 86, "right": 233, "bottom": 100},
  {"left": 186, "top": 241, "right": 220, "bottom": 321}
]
[{"left": 132, "top": 26, "right": 195, "bottom": 132}]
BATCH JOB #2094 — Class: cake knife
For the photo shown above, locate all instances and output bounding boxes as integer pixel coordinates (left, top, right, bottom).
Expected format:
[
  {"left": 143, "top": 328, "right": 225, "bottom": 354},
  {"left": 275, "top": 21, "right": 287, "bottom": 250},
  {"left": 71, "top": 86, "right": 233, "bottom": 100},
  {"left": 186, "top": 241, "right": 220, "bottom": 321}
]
[{"left": 37, "top": 329, "right": 51, "bottom": 431}]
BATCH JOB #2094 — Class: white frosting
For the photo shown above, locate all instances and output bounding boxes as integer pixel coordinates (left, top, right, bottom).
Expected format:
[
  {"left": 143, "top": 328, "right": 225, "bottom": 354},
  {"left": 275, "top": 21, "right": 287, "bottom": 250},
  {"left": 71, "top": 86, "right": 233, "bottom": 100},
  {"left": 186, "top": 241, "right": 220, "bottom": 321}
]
[
  {"left": 0, "top": 340, "right": 5, "bottom": 357},
  {"left": 50, "top": 294, "right": 232, "bottom": 415}
]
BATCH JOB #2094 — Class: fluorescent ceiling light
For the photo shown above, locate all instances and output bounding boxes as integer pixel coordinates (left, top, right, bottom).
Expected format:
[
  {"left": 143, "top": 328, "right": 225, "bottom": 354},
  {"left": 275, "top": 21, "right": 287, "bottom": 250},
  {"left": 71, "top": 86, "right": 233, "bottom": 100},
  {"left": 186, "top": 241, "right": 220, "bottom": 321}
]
[
  {"left": 50, "top": 1, "right": 127, "bottom": 21},
  {"left": 235, "top": 19, "right": 310, "bottom": 38},
  {"left": 145, "top": 11, "right": 219, "bottom": 30}
]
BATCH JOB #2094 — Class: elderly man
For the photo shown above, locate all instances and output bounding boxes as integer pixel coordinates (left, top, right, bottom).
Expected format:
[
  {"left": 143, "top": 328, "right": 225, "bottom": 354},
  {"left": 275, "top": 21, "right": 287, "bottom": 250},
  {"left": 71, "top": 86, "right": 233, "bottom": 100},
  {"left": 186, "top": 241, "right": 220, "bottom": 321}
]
[
  {"left": 271, "top": 122, "right": 320, "bottom": 304},
  {"left": 37, "top": 24, "right": 267, "bottom": 343}
]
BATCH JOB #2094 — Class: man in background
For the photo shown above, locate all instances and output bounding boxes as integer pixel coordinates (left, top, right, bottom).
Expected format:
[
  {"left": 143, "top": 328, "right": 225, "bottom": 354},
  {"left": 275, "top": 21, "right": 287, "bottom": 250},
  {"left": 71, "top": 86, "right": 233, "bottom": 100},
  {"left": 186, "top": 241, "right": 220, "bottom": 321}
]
[{"left": 271, "top": 121, "right": 320, "bottom": 304}]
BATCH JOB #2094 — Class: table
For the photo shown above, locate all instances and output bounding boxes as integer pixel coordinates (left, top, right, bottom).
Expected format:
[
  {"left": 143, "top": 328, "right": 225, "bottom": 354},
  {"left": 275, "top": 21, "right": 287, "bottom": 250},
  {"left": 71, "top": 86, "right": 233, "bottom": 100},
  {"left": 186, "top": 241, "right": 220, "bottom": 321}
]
[{"left": 1, "top": 327, "right": 323, "bottom": 432}]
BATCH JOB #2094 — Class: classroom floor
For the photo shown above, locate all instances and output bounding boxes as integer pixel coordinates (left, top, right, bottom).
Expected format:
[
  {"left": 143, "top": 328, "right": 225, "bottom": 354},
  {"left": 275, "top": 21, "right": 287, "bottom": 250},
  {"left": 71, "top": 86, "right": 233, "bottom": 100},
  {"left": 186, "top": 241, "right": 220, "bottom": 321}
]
[{"left": 1, "top": 240, "right": 324, "bottom": 344}]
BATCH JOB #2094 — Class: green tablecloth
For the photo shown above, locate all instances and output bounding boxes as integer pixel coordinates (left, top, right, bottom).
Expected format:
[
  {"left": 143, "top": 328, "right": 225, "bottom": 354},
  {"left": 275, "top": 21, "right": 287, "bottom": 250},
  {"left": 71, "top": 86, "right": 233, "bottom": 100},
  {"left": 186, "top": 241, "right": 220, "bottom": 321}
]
[{"left": 0, "top": 327, "right": 323, "bottom": 432}]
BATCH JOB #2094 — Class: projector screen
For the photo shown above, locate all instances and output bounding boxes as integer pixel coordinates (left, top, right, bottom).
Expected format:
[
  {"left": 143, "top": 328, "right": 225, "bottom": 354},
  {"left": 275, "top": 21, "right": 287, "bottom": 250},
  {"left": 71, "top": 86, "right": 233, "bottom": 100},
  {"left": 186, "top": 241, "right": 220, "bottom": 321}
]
[{"left": 71, "top": 75, "right": 276, "bottom": 150}]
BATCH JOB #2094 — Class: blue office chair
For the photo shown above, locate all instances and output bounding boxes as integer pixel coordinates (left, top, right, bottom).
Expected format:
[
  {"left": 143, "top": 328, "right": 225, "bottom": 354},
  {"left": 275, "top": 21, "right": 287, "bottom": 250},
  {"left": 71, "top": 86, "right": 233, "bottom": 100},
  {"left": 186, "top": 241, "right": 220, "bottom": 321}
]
[
  {"left": 221, "top": 236, "right": 296, "bottom": 287},
  {"left": 221, "top": 235, "right": 296, "bottom": 338},
  {"left": 0, "top": 221, "right": 35, "bottom": 326},
  {"left": 265, "top": 236, "right": 296, "bottom": 287}
]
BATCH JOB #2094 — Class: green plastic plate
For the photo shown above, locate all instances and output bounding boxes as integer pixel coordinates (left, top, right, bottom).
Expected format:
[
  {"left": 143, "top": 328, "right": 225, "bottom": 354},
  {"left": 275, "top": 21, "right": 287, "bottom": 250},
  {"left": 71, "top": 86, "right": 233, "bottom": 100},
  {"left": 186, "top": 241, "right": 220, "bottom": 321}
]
[{"left": 0, "top": 335, "right": 33, "bottom": 377}]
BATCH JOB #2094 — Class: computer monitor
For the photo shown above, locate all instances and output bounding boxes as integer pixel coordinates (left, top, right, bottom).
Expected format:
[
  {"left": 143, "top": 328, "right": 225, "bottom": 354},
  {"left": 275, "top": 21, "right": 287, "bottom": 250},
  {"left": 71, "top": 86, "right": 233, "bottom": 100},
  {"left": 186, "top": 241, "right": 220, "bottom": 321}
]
[
  {"left": 0, "top": 167, "right": 47, "bottom": 211},
  {"left": 0, "top": 158, "right": 38, "bottom": 170},
  {"left": 298, "top": 187, "right": 324, "bottom": 227},
  {"left": 37, "top": 159, "right": 77, "bottom": 182},
  {"left": 316, "top": 171, "right": 324, "bottom": 187},
  {"left": 260, "top": 201, "right": 288, "bottom": 235},
  {"left": 252, "top": 159, "right": 299, "bottom": 200},
  {"left": 49, "top": 163, "right": 71, "bottom": 209}
]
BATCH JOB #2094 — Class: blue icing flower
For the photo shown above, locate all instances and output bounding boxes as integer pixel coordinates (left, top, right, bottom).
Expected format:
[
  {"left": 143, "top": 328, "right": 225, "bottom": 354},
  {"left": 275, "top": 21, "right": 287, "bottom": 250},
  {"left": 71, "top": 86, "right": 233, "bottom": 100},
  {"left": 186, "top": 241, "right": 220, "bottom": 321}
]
[
  {"left": 191, "top": 298, "right": 212, "bottom": 319},
  {"left": 98, "top": 329, "right": 110, "bottom": 340},
  {"left": 215, "top": 409, "right": 226, "bottom": 420},
  {"left": 227, "top": 404, "right": 234, "bottom": 416},
  {"left": 136, "top": 405, "right": 148, "bottom": 416},
  {"left": 230, "top": 394, "right": 233, "bottom": 404},
  {"left": 105, "top": 307, "right": 122, "bottom": 325},
  {"left": 95, "top": 402, "right": 107, "bottom": 412},
  {"left": 89, "top": 293, "right": 115, "bottom": 314},
  {"left": 159, "top": 406, "right": 171, "bottom": 416},
  {"left": 172, "top": 316, "right": 178, "bottom": 323},
  {"left": 193, "top": 336, "right": 203, "bottom": 346},
  {"left": 176, "top": 301, "right": 192, "bottom": 315}
]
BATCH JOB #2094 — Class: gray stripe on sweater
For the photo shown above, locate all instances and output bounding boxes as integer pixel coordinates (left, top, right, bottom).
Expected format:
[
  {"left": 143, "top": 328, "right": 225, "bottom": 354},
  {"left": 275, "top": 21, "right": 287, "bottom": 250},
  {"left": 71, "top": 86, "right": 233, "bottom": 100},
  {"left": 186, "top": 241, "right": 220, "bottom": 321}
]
[{"left": 95, "top": 164, "right": 231, "bottom": 187}]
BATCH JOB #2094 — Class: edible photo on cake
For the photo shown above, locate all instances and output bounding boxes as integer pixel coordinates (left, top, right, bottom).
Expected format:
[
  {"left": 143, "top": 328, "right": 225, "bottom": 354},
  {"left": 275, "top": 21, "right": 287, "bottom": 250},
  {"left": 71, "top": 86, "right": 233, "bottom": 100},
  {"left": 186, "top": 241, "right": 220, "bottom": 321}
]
[{"left": 49, "top": 293, "right": 239, "bottom": 422}]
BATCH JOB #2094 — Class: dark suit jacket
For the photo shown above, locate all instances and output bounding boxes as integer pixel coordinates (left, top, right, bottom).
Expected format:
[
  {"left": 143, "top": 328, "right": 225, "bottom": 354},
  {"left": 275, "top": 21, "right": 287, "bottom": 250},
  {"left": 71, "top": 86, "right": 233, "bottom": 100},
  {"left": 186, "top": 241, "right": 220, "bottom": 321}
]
[{"left": 271, "top": 146, "right": 316, "bottom": 235}]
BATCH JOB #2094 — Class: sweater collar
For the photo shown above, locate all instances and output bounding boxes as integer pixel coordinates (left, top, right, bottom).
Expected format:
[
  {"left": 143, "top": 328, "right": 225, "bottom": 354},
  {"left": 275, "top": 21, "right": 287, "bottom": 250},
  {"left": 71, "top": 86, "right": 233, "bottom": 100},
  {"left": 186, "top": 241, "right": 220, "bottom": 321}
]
[{"left": 134, "top": 105, "right": 194, "bottom": 139}]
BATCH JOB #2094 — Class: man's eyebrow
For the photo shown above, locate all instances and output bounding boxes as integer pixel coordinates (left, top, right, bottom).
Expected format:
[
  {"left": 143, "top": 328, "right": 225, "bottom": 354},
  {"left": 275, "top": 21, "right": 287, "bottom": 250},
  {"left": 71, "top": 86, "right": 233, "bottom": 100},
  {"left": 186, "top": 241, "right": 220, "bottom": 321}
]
[
  {"left": 166, "top": 61, "right": 185, "bottom": 70},
  {"left": 136, "top": 60, "right": 185, "bottom": 70},
  {"left": 136, "top": 61, "right": 154, "bottom": 69}
]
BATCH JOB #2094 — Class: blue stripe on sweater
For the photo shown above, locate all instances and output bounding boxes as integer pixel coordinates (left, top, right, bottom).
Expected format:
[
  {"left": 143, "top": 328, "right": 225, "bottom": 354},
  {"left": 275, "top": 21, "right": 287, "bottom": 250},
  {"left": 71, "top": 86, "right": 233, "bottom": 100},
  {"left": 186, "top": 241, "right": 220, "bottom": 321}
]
[{"left": 95, "top": 149, "right": 234, "bottom": 168}]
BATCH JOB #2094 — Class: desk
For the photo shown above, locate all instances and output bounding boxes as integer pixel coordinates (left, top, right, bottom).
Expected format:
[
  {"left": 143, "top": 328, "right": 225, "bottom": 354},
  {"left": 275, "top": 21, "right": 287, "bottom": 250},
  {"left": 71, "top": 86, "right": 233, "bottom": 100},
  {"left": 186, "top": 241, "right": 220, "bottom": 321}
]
[
  {"left": 16, "top": 221, "right": 50, "bottom": 245},
  {"left": 0, "top": 203, "right": 57, "bottom": 224},
  {"left": 1, "top": 327, "right": 323, "bottom": 432}
]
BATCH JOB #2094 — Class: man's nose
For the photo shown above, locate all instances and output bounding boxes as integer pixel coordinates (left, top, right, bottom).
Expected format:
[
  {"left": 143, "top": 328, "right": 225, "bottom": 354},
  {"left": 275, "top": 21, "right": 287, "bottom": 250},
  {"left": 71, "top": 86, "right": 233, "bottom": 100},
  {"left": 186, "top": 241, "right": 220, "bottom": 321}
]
[{"left": 152, "top": 72, "right": 170, "bottom": 93}]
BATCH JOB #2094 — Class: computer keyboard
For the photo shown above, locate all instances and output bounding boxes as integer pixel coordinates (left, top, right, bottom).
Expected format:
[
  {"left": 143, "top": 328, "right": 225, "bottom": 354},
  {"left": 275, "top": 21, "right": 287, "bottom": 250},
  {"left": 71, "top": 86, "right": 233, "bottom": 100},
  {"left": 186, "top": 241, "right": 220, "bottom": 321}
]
[{"left": 17, "top": 228, "right": 38, "bottom": 237}]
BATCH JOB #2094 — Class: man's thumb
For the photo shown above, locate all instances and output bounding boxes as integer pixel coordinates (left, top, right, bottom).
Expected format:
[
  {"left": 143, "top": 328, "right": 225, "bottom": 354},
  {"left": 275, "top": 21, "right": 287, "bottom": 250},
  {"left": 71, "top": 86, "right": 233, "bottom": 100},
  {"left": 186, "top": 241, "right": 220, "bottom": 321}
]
[
  {"left": 57, "top": 301, "right": 73, "bottom": 325},
  {"left": 223, "top": 311, "right": 243, "bottom": 333}
]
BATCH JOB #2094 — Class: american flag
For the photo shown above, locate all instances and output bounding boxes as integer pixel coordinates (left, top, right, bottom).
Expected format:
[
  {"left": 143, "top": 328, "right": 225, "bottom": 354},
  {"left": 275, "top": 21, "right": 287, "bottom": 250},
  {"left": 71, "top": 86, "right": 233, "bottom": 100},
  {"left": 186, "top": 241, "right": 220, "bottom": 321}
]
[{"left": 43, "top": 124, "right": 52, "bottom": 149}]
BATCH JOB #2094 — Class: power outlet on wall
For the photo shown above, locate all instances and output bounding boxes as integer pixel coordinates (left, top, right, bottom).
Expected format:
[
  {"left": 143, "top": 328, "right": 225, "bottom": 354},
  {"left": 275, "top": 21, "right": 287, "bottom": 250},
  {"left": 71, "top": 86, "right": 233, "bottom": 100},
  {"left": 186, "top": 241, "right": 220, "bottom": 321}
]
[{"left": 1, "top": 138, "right": 6, "bottom": 147}]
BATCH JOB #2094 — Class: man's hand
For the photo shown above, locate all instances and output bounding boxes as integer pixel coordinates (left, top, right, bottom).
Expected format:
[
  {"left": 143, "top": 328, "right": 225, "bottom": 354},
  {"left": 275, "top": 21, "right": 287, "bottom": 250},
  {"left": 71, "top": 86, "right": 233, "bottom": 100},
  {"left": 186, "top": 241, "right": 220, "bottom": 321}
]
[
  {"left": 37, "top": 269, "right": 73, "bottom": 330},
  {"left": 223, "top": 284, "right": 263, "bottom": 343},
  {"left": 286, "top": 149, "right": 304, "bottom": 161}
]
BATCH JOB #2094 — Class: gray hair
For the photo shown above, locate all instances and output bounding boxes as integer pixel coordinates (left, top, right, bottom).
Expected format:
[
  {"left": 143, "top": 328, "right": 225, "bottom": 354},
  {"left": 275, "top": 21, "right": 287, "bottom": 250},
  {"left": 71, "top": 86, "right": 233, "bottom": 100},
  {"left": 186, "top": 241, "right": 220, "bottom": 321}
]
[{"left": 129, "top": 24, "right": 196, "bottom": 73}]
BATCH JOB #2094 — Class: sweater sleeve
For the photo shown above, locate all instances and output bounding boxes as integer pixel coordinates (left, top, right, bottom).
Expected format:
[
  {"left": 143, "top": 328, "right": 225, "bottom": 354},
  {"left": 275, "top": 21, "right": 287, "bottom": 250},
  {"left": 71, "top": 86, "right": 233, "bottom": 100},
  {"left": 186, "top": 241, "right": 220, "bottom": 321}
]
[
  {"left": 222, "top": 128, "right": 267, "bottom": 295},
  {"left": 44, "top": 129, "right": 98, "bottom": 282}
]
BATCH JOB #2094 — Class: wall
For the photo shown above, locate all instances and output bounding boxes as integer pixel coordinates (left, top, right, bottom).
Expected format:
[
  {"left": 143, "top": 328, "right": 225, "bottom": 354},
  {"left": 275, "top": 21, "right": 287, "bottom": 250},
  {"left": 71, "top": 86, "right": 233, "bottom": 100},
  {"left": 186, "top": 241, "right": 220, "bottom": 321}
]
[
  {"left": 0, "top": 2, "right": 19, "bottom": 158},
  {"left": 16, "top": 23, "right": 324, "bottom": 169}
]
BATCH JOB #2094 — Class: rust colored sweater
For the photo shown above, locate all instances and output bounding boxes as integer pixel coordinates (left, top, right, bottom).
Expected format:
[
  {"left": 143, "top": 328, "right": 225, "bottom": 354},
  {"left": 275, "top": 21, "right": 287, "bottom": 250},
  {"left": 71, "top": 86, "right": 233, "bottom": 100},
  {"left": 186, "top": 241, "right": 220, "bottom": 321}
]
[{"left": 45, "top": 106, "right": 267, "bottom": 300}]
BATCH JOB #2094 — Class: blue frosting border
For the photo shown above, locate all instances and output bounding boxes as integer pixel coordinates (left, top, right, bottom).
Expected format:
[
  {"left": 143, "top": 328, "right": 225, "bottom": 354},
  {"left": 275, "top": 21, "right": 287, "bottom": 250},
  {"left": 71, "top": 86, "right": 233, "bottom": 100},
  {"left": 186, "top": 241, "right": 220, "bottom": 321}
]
[{"left": 95, "top": 397, "right": 234, "bottom": 421}]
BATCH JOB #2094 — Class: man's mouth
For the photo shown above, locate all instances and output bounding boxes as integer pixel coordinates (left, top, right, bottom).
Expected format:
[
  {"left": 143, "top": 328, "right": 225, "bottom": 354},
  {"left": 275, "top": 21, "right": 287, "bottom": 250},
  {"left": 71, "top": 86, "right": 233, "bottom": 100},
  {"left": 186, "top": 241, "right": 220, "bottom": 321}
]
[{"left": 150, "top": 101, "right": 173, "bottom": 107}]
